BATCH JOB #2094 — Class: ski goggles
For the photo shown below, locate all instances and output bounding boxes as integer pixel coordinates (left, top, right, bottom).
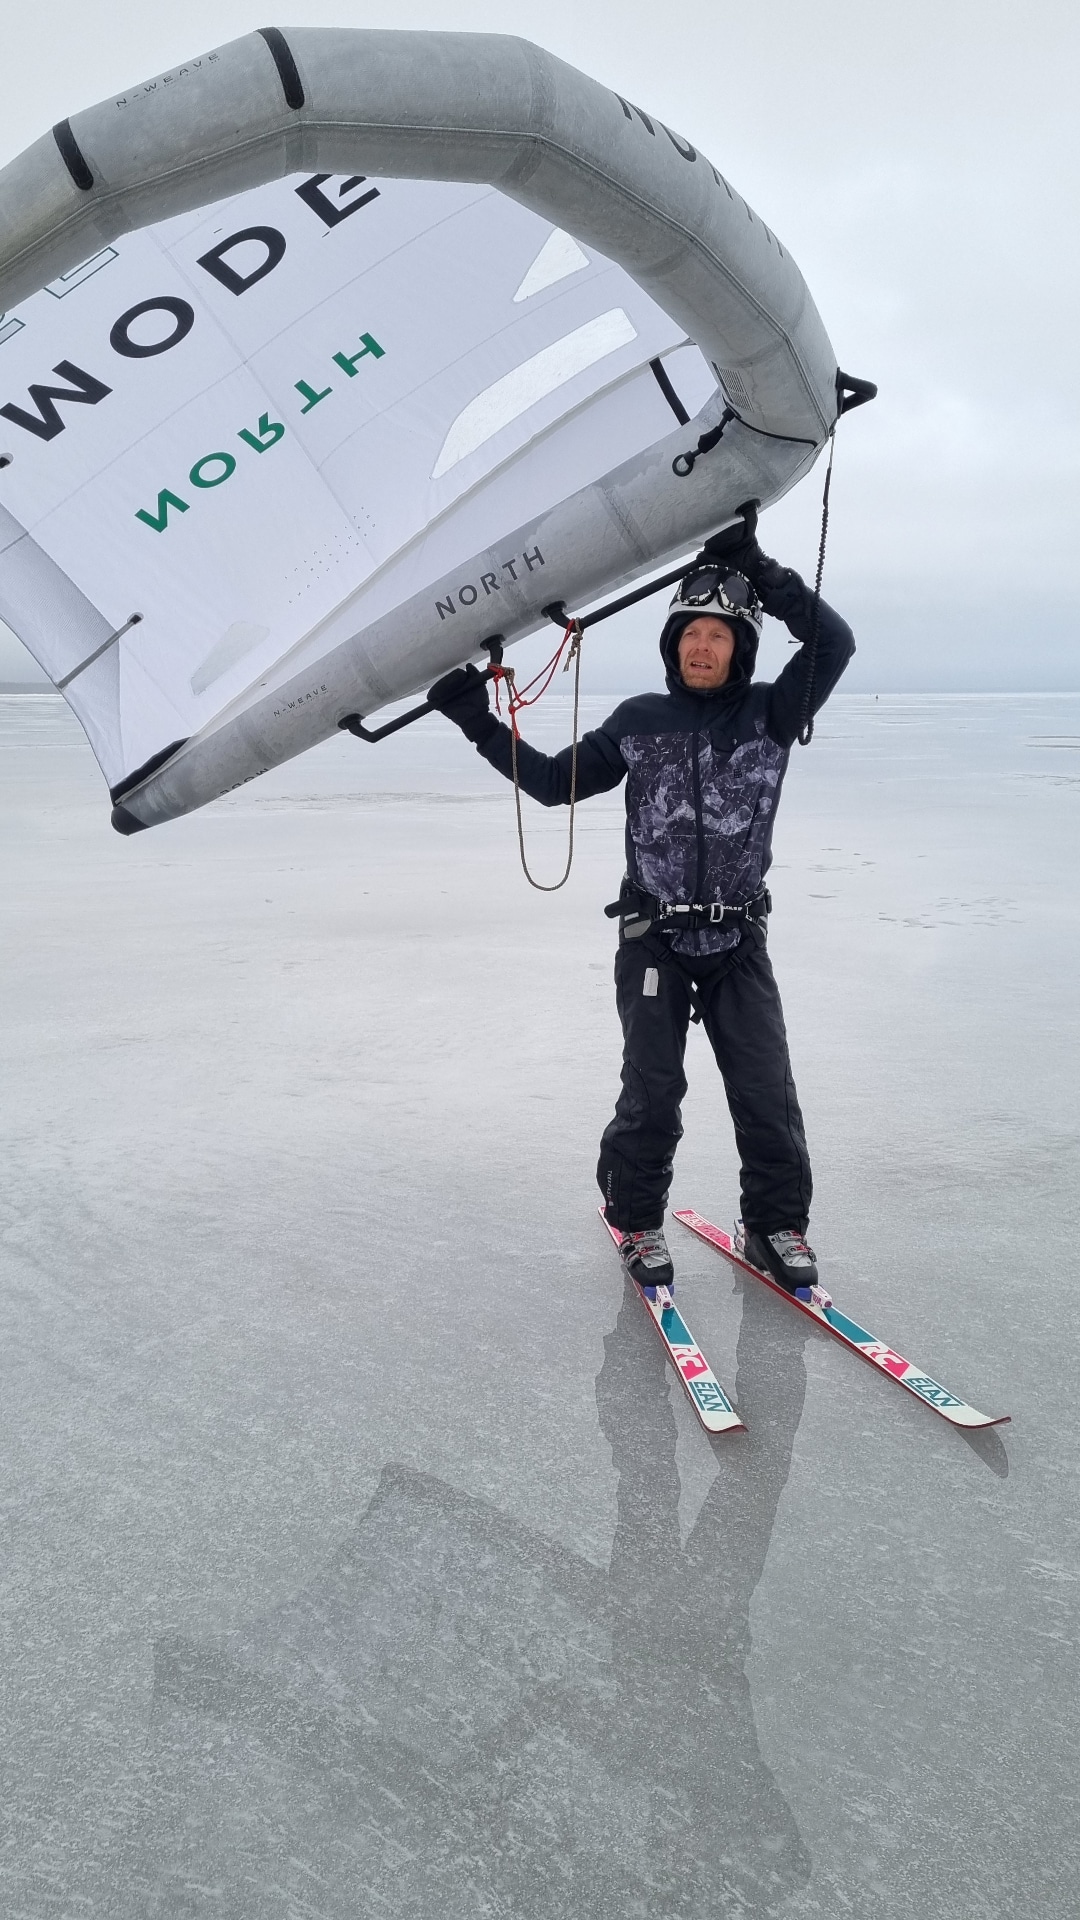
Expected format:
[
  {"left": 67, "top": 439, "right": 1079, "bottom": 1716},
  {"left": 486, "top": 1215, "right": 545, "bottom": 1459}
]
[{"left": 671, "top": 566, "right": 760, "bottom": 617}]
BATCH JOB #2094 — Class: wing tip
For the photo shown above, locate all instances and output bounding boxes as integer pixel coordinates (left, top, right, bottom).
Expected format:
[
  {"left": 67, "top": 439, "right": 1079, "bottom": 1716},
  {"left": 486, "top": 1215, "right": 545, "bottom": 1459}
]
[{"left": 111, "top": 801, "right": 149, "bottom": 835}]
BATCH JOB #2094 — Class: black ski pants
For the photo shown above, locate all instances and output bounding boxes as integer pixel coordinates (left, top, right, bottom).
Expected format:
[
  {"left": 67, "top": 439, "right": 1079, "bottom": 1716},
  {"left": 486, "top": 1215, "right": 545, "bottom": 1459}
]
[{"left": 597, "top": 932, "right": 812, "bottom": 1236}]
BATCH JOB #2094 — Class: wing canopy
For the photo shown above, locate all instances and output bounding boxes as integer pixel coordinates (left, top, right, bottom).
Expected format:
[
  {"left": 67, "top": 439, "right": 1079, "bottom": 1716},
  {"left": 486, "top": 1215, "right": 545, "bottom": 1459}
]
[
  {"left": 0, "top": 177, "right": 713, "bottom": 786},
  {"left": 0, "top": 29, "right": 840, "bottom": 827}
]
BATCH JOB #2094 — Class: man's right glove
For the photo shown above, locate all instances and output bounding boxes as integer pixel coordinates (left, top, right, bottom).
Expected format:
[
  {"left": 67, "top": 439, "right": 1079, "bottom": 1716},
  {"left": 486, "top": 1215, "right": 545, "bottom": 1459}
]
[{"left": 427, "top": 663, "right": 496, "bottom": 743}]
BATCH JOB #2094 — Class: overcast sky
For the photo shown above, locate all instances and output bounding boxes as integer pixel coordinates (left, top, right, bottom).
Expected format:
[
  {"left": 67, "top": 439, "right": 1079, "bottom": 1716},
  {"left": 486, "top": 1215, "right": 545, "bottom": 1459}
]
[{"left": 1, "top": 0, "right": 1076, "bottom": 691}]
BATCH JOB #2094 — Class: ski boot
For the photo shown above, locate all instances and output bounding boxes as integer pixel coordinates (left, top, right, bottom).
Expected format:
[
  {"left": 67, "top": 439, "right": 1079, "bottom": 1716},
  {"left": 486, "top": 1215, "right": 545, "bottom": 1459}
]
[
  {"left": 736, "top": 1221, "right": 831, "bottom": 1307},
  {"left": 618, "top": 1226, "right": 675, "bottom": 1303}
]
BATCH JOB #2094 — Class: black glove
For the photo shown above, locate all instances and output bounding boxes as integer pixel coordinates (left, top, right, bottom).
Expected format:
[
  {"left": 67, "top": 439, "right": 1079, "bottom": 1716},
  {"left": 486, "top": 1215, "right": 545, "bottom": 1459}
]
[
  {"left": 751, "top": 556, "right": 810, "bottom": 623},
  {"left": 427, "top": 662, "right": 495, "bottom": 742},
  {"left": 751, "top": 553, "right": 800, "bottom": 595},
  {"left": 701, "top": 501, "right": 803, "bottom": 604},
  {"left": 700, "top": 499, "right": 761, "bottom": 577}
]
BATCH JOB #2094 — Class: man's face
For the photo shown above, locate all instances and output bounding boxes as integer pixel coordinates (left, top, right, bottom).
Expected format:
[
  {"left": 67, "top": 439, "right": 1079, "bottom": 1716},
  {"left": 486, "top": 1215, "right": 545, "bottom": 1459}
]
[{"left": 677, "top": 615, "right": 736, "bottom": 690}]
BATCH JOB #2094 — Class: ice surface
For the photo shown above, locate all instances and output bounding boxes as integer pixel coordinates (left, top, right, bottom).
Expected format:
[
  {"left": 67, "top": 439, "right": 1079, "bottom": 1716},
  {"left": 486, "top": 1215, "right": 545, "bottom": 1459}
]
[{"left": 1, "top": 690, "right": 1078, "bottom": 1917}]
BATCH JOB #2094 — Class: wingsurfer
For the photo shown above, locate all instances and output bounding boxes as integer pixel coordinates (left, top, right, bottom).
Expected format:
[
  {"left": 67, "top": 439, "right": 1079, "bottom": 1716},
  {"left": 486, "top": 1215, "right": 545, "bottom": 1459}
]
[{"left": 430, "top": 505, "right": 855, "bottom": 1297}]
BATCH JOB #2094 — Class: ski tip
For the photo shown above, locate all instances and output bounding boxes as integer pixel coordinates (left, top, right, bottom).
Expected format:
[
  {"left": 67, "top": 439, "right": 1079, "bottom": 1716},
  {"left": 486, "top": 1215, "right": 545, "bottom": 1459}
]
[
  {"left": 673, "top": 1204, "right": 1012, "bottom": 1434},
  {"left": 603, "top": 1208, "right": 746, "bottom": 1436},
  {"left": 694, "top": 1406, "right": 748, "bottom": 1436}
]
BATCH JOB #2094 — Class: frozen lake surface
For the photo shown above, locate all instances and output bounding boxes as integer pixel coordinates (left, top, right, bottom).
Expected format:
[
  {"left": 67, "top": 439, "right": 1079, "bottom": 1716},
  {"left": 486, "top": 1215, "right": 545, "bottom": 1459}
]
[{"left": 2, "top": 690, "right": 1078, "bottom": 1917}]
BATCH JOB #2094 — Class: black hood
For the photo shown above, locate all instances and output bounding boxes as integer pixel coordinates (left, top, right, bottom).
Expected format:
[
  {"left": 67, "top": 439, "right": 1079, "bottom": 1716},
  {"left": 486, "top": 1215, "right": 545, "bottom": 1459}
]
[{"left": 658, "top": 609, "right": 761, "bottom": 693}]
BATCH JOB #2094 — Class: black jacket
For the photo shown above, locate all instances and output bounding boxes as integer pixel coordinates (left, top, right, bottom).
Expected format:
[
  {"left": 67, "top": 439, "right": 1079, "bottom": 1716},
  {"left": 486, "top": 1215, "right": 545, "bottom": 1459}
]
[{"left": 468, "top": 567, "right": 855, "bottom": 955}]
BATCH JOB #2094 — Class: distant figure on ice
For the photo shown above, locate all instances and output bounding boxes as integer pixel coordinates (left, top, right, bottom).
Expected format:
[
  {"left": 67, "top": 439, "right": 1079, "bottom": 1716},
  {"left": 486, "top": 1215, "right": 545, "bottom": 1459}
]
[{"left": 430, "top": 505, "right": 854, "bottom": 1296}]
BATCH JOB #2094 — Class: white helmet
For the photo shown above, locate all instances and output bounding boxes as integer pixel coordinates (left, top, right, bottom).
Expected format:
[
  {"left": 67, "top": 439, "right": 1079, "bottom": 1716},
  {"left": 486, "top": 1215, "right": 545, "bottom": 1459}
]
[{"left": 659, "top": 564, "right": 763, "bottom": 680}]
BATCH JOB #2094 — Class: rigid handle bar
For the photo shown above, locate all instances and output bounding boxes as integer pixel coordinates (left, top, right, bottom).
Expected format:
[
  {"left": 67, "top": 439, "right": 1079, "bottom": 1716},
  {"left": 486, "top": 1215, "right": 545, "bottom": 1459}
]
[{"left": 339, "top": 638, "right": 504, "bottom": 744}]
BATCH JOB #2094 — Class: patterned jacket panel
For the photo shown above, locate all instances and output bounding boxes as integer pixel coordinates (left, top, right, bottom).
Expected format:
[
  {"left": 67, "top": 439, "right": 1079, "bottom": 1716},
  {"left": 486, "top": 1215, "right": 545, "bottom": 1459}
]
[
  {"left": 469, "top": 587, "right": 855, "bottom": 957},
  {"left": 620, "top": 730, "right": 697, "bottom": 900},
  {"left": 622, "top": 714, "right": 788, "bottom": 954}
]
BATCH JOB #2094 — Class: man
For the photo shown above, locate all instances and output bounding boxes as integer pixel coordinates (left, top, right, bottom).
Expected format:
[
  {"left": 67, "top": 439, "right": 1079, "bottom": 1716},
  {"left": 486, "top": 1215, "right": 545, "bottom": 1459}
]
[{"left": 429, "top": 504, "right": 855, "bottom": 1296}]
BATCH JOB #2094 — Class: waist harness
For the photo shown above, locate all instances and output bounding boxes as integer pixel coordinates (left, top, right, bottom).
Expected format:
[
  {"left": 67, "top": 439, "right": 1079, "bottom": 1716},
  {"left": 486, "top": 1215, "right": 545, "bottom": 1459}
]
[{"left": 604, "top": 882, "right": 771, "bottom": 939}]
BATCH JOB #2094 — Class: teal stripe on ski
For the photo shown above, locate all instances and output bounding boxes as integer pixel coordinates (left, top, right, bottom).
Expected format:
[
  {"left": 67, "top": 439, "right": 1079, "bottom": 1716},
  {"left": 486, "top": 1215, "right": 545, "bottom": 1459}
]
[
  {"left": 660, "top": 1305, "right": 693, "bottom": 1342},
  {"left": 823, "top": 1305, "right": 874, "bottom": 1345}
]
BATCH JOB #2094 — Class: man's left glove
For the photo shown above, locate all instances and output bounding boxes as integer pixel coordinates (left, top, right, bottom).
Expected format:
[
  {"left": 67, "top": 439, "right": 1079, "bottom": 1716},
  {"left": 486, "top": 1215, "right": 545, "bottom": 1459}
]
[
  {"left": 700, "top": 499, "right": 761, "bottom": 578},
  {"left": 700, "top": 499, "right": 801, "bottom": 605},
  {"left": 427, "top": 663, "right": 496, "bottom": 743}
]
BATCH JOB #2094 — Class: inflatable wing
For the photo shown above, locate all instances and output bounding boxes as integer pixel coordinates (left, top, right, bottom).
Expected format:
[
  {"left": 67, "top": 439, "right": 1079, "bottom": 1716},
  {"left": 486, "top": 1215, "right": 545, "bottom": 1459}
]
[{"left": 0, "top": 30, "right": 842, "bottom": 832}]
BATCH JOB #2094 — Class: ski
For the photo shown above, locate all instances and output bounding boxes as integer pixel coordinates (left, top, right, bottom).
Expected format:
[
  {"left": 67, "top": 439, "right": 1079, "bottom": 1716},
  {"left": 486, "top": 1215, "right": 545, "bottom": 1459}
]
[
  {"left": 673, "top": 1210, "right": 1009, "bottom": 1431},
  {"left": 599, "top": 1210, "right": 746, "bottom": 1435}
]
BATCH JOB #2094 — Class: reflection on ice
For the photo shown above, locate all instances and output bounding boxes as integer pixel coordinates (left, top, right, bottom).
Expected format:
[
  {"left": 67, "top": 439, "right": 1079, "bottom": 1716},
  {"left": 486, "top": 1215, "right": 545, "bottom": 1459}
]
[{"left": 105, "top": 1280, "right": 811, "bottom": 1917}]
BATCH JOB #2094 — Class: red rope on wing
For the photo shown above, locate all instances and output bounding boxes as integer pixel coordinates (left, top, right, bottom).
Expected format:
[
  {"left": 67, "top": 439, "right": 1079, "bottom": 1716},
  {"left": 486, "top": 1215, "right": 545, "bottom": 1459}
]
[{"left": 503, "top": 621, "right": 578, "bottom": 735}]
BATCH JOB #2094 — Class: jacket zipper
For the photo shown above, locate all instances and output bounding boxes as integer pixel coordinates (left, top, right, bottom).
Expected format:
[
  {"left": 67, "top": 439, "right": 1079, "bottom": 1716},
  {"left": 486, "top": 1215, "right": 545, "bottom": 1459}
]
[{"left": 691, "top": 721, "right": 705, "bottom": 901}]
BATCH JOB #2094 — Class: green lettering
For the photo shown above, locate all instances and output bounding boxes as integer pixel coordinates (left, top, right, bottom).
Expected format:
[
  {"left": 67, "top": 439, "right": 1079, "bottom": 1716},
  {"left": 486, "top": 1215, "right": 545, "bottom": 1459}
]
[
  {"left": 295, "top": 379, "right": 332, "bottom": 412},
  {"left": 332, "top": 332, "right": 385, "bottom": 376},
  {"left": 135, "top": 488, "right": 188, "bottom": 532},
  {"left": 189, "top": 451, "right": 236, "bottom": 488},
  {"left": 238, "top": 412, "right": 286, "bottom": 452}
]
